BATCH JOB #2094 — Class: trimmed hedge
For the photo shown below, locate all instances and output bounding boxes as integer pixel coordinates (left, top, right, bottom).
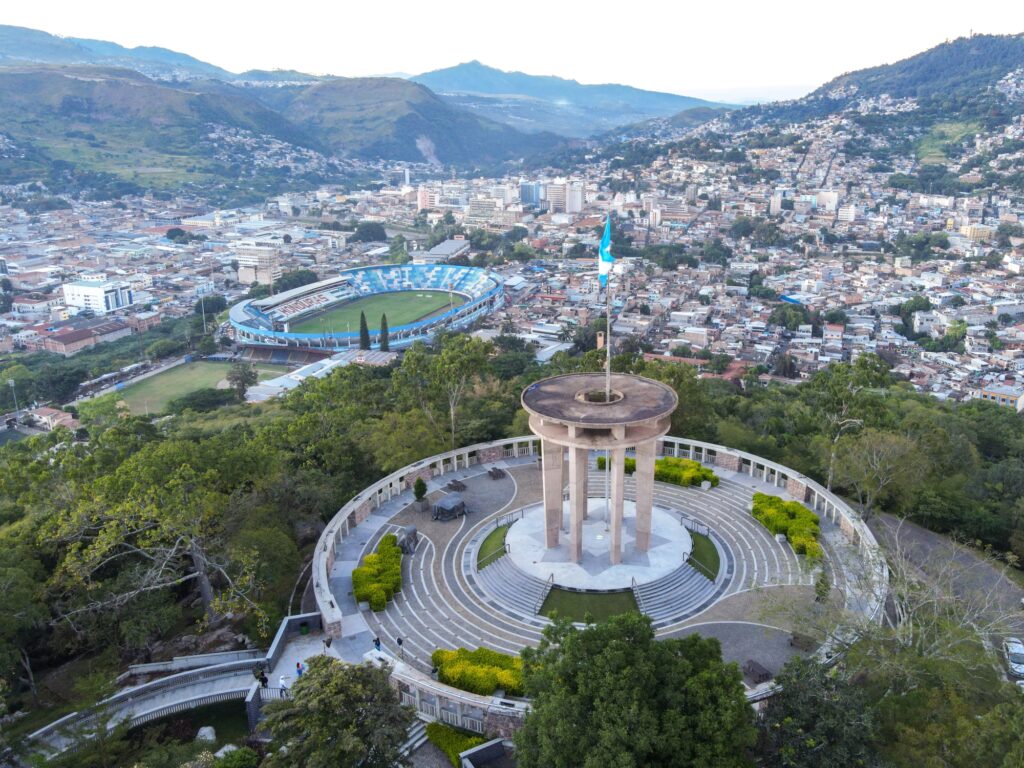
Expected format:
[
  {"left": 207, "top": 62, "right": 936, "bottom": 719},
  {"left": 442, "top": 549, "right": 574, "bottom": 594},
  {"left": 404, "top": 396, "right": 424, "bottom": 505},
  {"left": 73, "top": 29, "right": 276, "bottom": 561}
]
[
  {"left": 352, "top": 534, "right": 403, "bottom": 611},
  {"left": 431, "top": 647, "right": 524, "bottom": 696},
  {"left": 426, "top": 721, "right": 487, "bottom": 767},
  {"left": 751, "top": 492, "right": 823, "bottom": 560},
  {"left": 596, "top": 455, "right": 719, "bottom": 487}
]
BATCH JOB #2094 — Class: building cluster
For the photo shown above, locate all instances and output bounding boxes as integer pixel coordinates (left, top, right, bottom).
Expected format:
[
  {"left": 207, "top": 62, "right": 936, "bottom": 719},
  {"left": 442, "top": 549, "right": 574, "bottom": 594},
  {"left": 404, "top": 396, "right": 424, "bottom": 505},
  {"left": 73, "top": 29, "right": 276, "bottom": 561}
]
[{"left": 3, "top": 103, "right": 1024, "bottom": 411}]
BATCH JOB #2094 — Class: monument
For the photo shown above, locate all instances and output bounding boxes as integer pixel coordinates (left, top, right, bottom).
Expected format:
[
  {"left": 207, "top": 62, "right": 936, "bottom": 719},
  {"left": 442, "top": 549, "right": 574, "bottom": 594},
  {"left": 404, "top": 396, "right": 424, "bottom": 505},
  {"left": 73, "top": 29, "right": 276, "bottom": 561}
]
[{"left": 521, "top": 372, "right": 678, "bottom": 565}]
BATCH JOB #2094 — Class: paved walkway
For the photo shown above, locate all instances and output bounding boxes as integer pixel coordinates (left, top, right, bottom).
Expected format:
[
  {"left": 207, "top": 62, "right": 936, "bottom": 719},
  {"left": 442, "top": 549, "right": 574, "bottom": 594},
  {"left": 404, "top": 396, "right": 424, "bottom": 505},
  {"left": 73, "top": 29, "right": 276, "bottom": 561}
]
[{"left": 340, "top": 458, "right": 862, "bottom": 681}]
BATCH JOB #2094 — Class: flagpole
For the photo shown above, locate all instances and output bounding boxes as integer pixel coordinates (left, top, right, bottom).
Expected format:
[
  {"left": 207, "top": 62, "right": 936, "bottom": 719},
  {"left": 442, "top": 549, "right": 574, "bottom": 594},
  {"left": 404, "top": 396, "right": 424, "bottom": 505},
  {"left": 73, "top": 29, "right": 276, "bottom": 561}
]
[
  {"left": 605, "top": 273, "right": 612, "bottom": 531},
  {"left": 603, "top": 215, "right": 612, "bottom": 531}
]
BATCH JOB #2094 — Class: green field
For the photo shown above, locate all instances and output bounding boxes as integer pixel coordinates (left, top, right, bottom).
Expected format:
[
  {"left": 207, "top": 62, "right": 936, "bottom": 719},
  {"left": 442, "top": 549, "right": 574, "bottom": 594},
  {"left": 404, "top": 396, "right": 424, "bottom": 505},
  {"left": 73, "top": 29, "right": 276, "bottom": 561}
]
[
  {"left": 539, "top": 587, "right": 639, "bottom": 624},
  {"left": 688, "top": 531, "right": 721, "bottom": 580},
  {"left": 116, "top": 361, "right": 290, "bottom": 415},
  {"left": 916, "top": 121, "right": 979, "bottom": 164},
  {"left": 478, "top": 525, "right": 510, "bottom": 569},
  {"left": 289, "top": 291, "right": 467, "bottom": 334}
]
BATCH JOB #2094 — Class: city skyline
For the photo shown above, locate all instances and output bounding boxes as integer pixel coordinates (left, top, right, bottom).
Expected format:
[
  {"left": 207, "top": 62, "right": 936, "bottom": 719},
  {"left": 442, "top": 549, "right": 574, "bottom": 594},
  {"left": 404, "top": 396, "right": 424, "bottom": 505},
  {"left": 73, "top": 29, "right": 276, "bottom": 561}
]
[{"left": 1, "top": 0, "right": 1022, "bottom": 101}]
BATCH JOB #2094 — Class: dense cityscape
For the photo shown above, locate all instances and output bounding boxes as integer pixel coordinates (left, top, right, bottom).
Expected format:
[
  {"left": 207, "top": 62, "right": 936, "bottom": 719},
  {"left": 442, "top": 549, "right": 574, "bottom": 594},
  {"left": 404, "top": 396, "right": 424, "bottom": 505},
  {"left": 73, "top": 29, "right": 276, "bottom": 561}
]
[{"left": 3, "top": 13, "right": 1024, "bottom": 768}]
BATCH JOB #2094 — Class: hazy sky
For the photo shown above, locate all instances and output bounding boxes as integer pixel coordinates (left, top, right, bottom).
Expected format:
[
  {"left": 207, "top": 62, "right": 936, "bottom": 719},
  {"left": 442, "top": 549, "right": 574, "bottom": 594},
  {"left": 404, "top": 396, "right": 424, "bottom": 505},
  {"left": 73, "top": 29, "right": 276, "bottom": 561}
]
[{"left": 3, "top": 1, "right": 1023, "bottom": 101}]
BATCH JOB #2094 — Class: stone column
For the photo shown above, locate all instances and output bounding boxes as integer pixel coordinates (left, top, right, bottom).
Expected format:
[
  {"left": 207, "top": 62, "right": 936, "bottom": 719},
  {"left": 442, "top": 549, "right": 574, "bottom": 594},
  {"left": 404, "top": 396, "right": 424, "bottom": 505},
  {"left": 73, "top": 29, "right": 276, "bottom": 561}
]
[
  {"left": 634, "top": 440, "right": 656, "bottom": 552},
  {"left": 541, "top": 440, "right": 564, "bottom": 548},
  {"left": 609, "top": 447, "right": 626, "bottom": 564},
  {"left": 568, "top": 446, "right": 588, "bottom": 562}
]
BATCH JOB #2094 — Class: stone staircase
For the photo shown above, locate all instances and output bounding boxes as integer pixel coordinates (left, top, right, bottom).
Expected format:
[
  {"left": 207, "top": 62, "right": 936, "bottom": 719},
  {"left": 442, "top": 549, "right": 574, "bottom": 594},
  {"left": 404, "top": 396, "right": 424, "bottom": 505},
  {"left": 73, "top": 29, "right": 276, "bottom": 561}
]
[
  {"left": 402, "top": 719, "right": 428, "bottom": 755},
  {"left": 474, "top": 555, "right": 553, "bottom": 618},
  {"left": 633, "top": 563, "right": 720, "bottom": 628}
]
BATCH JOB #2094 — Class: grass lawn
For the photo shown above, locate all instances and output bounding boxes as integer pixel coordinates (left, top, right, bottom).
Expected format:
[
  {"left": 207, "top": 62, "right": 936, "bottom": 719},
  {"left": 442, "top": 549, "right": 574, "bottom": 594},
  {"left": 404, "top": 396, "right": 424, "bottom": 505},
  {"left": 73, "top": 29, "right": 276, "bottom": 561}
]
[
  {"left": 540, "top": 587, "right": 638, "bottom": 624},
  {"left": 916, "top": 121, "right": 979, "bottom": 164},
  {"left": 289, "top": 291, "right": 467, "bottom": 334},
  {"left": 478, "top": 525, "right": 510, "bottom": 569},
  {"left": 116, "top": 361, "right": 290, "bottom": 415},
  {"left": 688, "top": 531, "right": 721, "bottom": 580}
]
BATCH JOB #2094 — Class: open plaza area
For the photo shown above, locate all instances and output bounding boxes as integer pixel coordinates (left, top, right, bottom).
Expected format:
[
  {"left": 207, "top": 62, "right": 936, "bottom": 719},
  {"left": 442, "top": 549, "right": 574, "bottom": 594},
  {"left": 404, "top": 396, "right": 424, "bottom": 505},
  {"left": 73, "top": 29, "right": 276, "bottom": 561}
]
[{"left": 314, "top": 432, "right": 885, "bottom": 708}]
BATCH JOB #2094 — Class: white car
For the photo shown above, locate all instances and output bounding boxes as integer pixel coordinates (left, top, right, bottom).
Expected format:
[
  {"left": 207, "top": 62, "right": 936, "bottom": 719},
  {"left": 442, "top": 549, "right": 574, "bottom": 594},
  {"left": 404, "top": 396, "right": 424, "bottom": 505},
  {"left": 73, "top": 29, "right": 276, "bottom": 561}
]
[{"left": 1004, "top": 637, "right": 1024, "bottom": 678}]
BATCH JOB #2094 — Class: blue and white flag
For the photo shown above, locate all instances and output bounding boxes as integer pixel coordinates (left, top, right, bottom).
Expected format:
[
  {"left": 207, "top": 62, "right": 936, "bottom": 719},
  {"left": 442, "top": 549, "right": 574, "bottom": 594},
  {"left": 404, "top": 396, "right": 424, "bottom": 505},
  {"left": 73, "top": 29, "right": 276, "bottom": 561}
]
[{"left": 598, "top": 216, "right": 614, "bottom": 288}]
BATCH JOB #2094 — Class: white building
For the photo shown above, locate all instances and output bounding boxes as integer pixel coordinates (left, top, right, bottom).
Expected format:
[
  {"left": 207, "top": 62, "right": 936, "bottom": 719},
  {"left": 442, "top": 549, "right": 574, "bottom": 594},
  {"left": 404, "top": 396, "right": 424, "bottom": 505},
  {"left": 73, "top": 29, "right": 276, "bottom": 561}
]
[{"left": 62, "top": 280, "right": 134, "bottom": 315}]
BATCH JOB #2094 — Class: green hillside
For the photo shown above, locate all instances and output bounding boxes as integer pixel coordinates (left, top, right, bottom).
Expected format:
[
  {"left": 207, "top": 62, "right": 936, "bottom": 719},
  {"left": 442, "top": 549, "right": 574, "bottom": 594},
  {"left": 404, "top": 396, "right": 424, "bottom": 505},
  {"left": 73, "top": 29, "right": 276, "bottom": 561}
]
[
  {"left": 0, "top": 66, "right": 318, "bottom": 190},
  {"left": 256, "top": 77, "right": 562, "bottom": 164},
  {"left": 737, "top": 34, "right": 1024, "bottom": 128}
]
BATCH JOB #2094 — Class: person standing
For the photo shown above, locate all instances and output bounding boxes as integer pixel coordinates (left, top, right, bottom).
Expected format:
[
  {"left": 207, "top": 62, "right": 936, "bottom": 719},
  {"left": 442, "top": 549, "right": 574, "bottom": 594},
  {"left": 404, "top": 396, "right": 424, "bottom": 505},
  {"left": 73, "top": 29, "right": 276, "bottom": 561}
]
[{"left": 296, "top": 661, "right": 304, "bottom": 678}]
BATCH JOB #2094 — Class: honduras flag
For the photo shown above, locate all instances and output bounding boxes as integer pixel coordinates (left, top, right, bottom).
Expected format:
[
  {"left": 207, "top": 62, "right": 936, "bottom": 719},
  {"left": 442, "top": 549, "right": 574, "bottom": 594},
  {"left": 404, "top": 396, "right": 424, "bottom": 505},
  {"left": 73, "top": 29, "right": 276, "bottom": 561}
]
[{"left": 598, "top": 216, "right": 614, "bottom": 288}]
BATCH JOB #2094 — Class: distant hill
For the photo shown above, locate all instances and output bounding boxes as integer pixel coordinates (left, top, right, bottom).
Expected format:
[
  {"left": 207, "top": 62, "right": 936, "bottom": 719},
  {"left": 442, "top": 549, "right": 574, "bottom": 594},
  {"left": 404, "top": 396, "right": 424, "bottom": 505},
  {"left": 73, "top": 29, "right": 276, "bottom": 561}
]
[
  {"left": 736, "top": 34, "right": 1024, "bottom": 126},
  {"left": 0, "top": 24, "right": 234, "bottom": 80},
  {"left": 606, "top": 106, "right": 731, "bottom": 141},
  {"left": 0, "top": 66, "right": 321, "bottom": 193},
  {"left": 0, "top": 63, "right": 564, "bottom": 198},
  {"left": 250, "top": 77, "right": 562, "bottom": 165},
  {"left": 411, "top": 60, "right": 731, "bottom": 138}
]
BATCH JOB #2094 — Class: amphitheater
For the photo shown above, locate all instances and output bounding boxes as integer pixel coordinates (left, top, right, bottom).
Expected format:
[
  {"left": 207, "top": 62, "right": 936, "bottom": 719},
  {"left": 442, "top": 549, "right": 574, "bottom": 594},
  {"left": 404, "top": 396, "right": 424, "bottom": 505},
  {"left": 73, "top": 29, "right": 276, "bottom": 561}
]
[
  {"left": 312, "top": 434, "right": 888, "bottom": 735},
  {"left": 228, "top": 263, "right": 503, "bottom": 352}
]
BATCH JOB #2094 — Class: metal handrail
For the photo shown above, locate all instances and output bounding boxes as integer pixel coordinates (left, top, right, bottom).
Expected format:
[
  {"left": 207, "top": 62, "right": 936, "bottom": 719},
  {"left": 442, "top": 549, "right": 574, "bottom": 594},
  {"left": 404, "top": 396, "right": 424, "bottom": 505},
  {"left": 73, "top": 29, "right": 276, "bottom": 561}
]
[
  {"left": 476, "top": 543, "right": 509, "bottom": 570},
  {"left": 533, "top": 573, "right": 555, "bottom": 615}
]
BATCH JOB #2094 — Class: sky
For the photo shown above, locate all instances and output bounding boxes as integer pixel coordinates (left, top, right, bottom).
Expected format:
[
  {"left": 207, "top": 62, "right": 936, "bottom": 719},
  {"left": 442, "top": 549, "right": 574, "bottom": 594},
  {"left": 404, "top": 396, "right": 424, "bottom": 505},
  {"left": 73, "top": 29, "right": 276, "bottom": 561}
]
[{"left": 3, "top": 0, "right": 1024, "bottom": 102}]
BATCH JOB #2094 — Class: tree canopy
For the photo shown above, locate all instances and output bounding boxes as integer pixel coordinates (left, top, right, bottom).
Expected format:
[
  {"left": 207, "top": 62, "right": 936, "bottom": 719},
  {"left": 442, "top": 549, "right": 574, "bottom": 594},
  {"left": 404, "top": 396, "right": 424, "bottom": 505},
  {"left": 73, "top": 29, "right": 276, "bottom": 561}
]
[
  {"left": 262, "top": 656, "right": 414, "bottom": 768},
  {"left": 516, "top": 613, "right": 755, "bottom": 768}
]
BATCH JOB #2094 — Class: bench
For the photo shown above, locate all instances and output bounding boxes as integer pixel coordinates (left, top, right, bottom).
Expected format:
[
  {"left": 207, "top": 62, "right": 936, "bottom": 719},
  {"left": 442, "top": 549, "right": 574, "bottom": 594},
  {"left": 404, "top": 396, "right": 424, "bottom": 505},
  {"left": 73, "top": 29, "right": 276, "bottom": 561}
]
[{"left": 743, "top": 660, "right": 772, "bottom": 684}]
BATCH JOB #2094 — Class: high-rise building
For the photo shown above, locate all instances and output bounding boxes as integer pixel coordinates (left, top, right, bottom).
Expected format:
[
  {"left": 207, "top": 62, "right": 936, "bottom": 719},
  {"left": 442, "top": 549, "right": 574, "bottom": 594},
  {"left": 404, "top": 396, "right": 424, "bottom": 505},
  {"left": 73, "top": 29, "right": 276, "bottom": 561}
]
[
  {"left": 566, "top": 182, "right": 584, "bottom": 214},
  {"left": 62, "top": 280, "right": 134, "bottom": 314},
  {"left": 545, "top": 182, "right": 567, "bottom": 213},
  {"left": 519, "top": 181, "right": 542, "bottom": 205}
]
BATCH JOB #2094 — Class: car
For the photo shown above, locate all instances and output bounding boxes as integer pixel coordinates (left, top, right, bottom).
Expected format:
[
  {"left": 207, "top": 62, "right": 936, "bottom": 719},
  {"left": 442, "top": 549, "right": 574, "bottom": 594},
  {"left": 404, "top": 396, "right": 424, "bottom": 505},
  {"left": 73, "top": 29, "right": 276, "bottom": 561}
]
[{"left": 1003, "top": 637, "right": 1024, "bottom": 678}]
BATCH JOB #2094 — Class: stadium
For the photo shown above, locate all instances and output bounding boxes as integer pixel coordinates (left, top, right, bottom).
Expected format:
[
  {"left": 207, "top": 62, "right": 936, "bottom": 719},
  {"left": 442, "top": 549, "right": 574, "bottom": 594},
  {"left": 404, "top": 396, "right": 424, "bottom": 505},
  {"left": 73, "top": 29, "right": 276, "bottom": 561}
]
[{"left": 228, "top": 264, "right": 503, "bottom": 352}]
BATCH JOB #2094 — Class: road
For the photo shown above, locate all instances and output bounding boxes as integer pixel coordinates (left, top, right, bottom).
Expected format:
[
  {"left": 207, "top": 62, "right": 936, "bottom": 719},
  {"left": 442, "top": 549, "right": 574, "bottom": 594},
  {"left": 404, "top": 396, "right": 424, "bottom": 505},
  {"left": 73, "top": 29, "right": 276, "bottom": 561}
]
[{"left": 869, "top": 513, "right": 1024, "bottom": 638}]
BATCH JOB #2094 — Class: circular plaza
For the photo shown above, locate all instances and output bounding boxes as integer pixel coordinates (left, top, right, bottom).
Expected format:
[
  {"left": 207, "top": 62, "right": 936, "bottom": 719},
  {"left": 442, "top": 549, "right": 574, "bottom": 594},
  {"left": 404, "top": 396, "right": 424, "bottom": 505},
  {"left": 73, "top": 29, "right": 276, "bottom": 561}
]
[{"left": 312, "top": 435, "right": 887, "bottom": 700}]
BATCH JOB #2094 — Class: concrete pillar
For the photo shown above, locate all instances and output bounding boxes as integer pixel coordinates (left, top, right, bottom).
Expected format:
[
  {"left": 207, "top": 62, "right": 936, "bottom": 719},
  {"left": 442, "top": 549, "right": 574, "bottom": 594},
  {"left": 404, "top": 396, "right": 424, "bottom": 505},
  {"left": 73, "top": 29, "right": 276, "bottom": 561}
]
[
  {"left": 634, "top": 440, "right": 656, "bottom": 552},
  {"left": 541, "top": 440, "right": 564, "bottom": 548},
  {"left": 568, "top": 446, "right": 588, "bottom": 562},
  {"left": 609, "top": 447, "right": 626, "bottom": 564}
]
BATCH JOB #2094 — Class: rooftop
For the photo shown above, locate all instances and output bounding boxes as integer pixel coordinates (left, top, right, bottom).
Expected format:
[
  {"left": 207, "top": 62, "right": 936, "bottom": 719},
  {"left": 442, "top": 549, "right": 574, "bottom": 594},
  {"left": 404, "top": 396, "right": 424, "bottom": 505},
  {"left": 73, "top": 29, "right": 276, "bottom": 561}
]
[{"left": 521, "top": 373, "right": 677, "bottom": 426}]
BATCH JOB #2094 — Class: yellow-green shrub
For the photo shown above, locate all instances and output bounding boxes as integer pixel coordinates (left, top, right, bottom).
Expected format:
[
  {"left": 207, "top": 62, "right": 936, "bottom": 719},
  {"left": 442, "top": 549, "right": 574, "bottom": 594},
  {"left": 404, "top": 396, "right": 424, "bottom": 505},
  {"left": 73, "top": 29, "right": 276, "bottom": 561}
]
[
  {"left": 425, "top": 722, "right": 486, "bottom": 768},
  {"left": 595, "top": 456, "right": 719, "bottom": 487},
  {"left": 431, "top": 647, "right": 524, "bottom": 696},
  {"left": 353, "top": 534, "right": 404, "bottom": 610},
  {"left": 752, "top": 492, "right": 822, "bottom": 560}
]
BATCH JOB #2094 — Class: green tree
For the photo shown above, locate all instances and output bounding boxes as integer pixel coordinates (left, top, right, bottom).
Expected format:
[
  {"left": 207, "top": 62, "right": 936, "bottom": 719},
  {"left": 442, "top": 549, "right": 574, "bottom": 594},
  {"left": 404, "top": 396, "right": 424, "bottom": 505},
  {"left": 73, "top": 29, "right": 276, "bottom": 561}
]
[
  {"left": 834, "top": 428, "right": 919, "bottom": 518},
  {"left": 432, "top": 335, "right": 492, "bottom": 450},
  {"left": 379, "top": 313, "right": 390, "bottom": 352},
  {"left": 227, "top": 362, "right": 258, "bottom": 402},
  {"left": 274, "top": 269, "right": 319, "bottom": 294},
  {"left": 194, "top": 295, "right": 228, "bottom": 316},
  {"left": 760, "top": 656, "right": 878, "bottom": 767},
  {"left": 805, "top": 355, "right": 890, "bottom": 490},
  {"left": 516, "top": 613, "right": 755, "bottom": 768},
  {"left": 262, "top": 656, "right": 414, "bottom": 768},
  {"left": 359, "top": 311, "right": 371, "bottom": 350},
  {"left": 388, "top": 234, "right": 409, "bottom": 264},
  {"left": 350, "top": 221, "right": 388, "bottom": 243}
]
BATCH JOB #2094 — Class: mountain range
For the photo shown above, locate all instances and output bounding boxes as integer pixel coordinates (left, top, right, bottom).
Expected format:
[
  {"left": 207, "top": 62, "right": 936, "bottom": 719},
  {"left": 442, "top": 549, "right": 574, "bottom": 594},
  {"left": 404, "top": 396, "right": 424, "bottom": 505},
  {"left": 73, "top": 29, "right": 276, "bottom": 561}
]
[
  {"left": 2, "top": 24, "right": 1024, "bottom": 200},
  {"left": 735, "top": 33, "right": 1024, "bottom": 127},
  {"left": 410, "top": 60, "right": 731, "bottom": 138}
]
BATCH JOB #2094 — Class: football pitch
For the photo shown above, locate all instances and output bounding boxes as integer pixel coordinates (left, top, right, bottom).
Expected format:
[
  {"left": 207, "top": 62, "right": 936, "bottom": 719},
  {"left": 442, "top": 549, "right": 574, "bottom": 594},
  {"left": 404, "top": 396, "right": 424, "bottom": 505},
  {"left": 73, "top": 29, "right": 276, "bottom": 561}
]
[
  {"left": 116, "top": 362, "right": 290, "bottom": 415},
  {"left": 289, "top": 291, "right": 467, "bottom": 334}
]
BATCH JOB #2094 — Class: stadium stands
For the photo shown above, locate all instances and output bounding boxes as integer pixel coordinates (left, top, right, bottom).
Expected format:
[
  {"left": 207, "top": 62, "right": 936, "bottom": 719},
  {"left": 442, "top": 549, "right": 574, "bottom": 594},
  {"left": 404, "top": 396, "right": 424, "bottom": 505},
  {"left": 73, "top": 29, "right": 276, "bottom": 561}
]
[{"left": 229, "top": 265, "right": 503, "bottom": 353}]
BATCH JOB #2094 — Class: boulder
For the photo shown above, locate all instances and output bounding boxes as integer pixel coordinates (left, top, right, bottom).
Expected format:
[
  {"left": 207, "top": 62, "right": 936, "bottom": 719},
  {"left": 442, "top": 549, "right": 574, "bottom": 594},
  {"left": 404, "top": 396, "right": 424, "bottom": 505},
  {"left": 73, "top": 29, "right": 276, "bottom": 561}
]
[
  {"left": 195, "top": 726, "right": 216, "bottom": 743},
  {"left": 214, "top": 745, "right": 238, "bottom": 758}
]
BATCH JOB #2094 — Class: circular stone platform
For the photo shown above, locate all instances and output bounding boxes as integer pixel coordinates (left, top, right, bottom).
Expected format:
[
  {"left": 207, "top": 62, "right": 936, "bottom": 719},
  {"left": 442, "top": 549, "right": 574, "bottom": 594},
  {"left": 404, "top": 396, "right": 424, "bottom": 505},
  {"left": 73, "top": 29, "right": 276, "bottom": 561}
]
[{"left": 505, "top": 499, "right": 692, "bottom": 590}]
